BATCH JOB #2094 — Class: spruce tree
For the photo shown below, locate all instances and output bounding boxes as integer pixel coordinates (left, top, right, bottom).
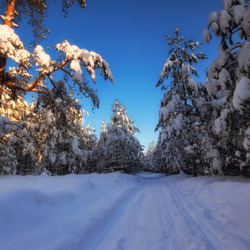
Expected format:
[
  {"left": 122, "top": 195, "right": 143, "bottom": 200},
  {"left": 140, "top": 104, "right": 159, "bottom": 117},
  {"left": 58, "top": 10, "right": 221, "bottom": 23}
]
[
  {"left": 203, "top": 0, "right": 250, "bottom": 175},
  {"left": 156, "top": 29, "right": 207, "bottom": 176},
  {"left": 97, "top": 99, "right": 142, "bottom": 174}
]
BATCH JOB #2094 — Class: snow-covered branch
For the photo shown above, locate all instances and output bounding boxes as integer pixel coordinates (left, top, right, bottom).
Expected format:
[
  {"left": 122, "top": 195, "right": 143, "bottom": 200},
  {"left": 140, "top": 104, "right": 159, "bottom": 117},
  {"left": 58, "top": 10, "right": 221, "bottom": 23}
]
[{"left": 0, "top": 25, "right": 114, "bottom": 107}]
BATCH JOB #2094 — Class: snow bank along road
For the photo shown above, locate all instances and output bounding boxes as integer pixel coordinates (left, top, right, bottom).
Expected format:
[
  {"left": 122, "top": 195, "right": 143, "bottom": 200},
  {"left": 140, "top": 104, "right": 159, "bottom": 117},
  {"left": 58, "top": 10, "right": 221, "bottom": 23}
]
[{"left": 0, "top": 173, "right": 250, "bottom": 250}]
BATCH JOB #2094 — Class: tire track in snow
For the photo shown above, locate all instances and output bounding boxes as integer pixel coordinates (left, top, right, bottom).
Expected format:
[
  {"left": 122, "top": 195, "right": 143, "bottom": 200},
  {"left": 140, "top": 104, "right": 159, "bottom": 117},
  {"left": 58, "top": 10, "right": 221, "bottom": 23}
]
[
  {"left": 92, "top": 178, "right": 172, "bottom": 250},
  {"left": 94, "top": 185, "right": 148, "bottom": 250},
  {"left": 172, "top": 188, "right": 250, "bottom": 250},
  {"left": 74, "top": 174, "right": 249, "bottom": 250},
  {"left": 163, "top": 183, "right": 217, "bottom": 250},
  {"left": 74, "top": 184, "right": 143, "bottom": 250},
  {"left": 161, "top": 187, "right": 184, "bottom": 250},
  {"left": 171, "top": 187, "right": 219, "bottom": 249}
]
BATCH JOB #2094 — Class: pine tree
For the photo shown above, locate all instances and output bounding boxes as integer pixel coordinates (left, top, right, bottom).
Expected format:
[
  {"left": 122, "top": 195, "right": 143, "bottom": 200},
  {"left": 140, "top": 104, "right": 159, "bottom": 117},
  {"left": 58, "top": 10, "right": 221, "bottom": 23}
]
[
  {"left": 203, "top": 0, "right": 250, "bottom": 176},
  {"left": 32, "top": 97, "right": 97, "bottom": 175},
  {"left": 0, "top": 90, "right": 34, "bottom": 175},
  {"left": 156, "top": 29, "right": 208, "bottom": 176},
  {"left": 97, "top": 99, "right": 143, "bottom": 174},
  {"left": 0, "top": 0, "right": 114, "bottom": 110},
  {"left": 143, "top": 140, "right": 157, "bottom": 172},
  {"left": 0, "top": 115, "right": 18, "bottom": 175},
  {"left": 0, "top": 0, "right": 114, "bottom": 175}
]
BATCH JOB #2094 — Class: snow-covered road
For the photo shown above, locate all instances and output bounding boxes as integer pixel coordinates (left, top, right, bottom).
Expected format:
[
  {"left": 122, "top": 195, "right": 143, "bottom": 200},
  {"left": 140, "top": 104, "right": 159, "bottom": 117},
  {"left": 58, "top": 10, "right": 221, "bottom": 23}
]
[{"left": 0, "top": 173, "right": 250, "bottom": 250}]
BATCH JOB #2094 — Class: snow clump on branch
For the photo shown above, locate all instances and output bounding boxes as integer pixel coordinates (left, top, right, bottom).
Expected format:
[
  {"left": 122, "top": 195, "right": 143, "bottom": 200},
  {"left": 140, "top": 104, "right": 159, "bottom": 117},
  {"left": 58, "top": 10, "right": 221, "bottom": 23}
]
[
  {"left": 56, "top": 40, "right": 114, "bottom": 84},
  {"left": 0, "top": 24, "right": 30, "bottom": 65}
]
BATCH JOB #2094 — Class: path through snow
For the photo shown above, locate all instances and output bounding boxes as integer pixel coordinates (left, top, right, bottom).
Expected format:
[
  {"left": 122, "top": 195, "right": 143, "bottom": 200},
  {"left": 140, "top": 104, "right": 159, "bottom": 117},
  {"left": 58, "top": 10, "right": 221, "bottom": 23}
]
[{"left": 0, "top": 172, "right": 250, "bottom": 250}]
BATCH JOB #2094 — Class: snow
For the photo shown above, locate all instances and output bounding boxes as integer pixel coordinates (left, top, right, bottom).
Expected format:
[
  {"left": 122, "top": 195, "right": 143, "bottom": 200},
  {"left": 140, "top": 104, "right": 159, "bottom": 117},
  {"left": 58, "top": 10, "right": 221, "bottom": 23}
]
[
  {"left": 223, "top": 0, "right": 233, "bottom": 11},
  {"left": 219, "top": 10, "right": 231, "bottom": 34},
  {"left": 0, "top": 172, "right": 250, "bottom": 250},
  {"left": 242, "top": 7, "right": 250, "bottom": 37},
  {"left": 210, "top": 21, "right": 219, "bottom": 33},
  {"left": 195, "top": 97, "right": 206, "bottom": 107},
  {"left": 232, "top": 77, "right": 250, "bottom": 110},
  {"left": 202, "top": 28, "right": 211, "bottom": 44},
  {"left": 187, "top": 76, "right": 198, "bottom": 93},
  {"left": 215, "top": 108, "right": 230, "bottom": 133},
  {"left": 56, "top": 40, "right": 114, "bottom": 84},
  {"left": 216, "top": 51, "right": 228, "bottom": 68},
  {"left": 218, "top": 68, "right": 230, "bottom": 91},
  {"left": 181, "top": 63, "right": 190, "bottom": 77},
  {"left": 184, "top": 145, "right": 196, "bottom": 154},
  {"left": 0, "top": 24, "right": 30, "bottom": 64},
  {"left": 233, "top": 5, "right": 245, "bottom": 25},
  {"left": 34, "top": 45, "right": 51, "bottom": 68},
  {"left": 159, "top": 94, "right": 180, "bottom": 121},
  {"left": 158, "top": 57, "right": 174, "bottom": 84},
  {"left": 209, "top": 11, "right": 218, "bottom": 24},
  {"left": 237, "top": 41, "right": 250, "bottom": 73},
  {"left": 244, "top": 127, "right": 250, "bottom": 150}
]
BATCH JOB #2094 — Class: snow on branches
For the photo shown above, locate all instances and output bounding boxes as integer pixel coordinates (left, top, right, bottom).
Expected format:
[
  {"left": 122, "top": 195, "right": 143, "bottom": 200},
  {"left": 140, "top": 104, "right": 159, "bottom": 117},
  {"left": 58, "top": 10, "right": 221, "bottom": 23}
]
[
  {"left": 203, "top": 0, "right": 250, "bottom": 176},
  {"left": 203, "top": 0, "right": 250, "bottom": 45},
  {"left": 96, "top": 99, "right": 142, "bottom": 174},
  {"left": 157, "top": 30, "right": 206, "bottom": 89},
  {"left": 155, "top": 30, "right": 209, "bottom": 176},
  {"left": 0, "top": 24, "right": 30, "bottom": 66},
  {"left": 233, "top": 76, "right": 250, "bottom": 110},
  {"left": 0, "top": 25, "right": 114, "bottom": 108},
  {"left": 56, "top": 40, "right": 114, "bottom": 84},
  {"left": 156, "top": 29, "right": 207, "bottom": 127}
]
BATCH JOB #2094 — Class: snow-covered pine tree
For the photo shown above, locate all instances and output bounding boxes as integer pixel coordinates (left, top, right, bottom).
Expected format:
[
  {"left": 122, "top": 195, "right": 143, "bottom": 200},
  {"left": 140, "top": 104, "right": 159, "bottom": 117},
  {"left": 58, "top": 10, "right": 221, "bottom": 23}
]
[
  {"left": 0, "top": 115, "right": 18, "bottom": 175},
  {"left": 143, "top": 140, "right": 157, "bottom": 172},
  {"left": 203, "top": 0, "right": 250, "bottom": 176},
  {"left": 0, "top": 0, "right": 114, "bottom": 175},
  {"left": 33, "top": 94, "right": 97, "bottom": 175},
  {"left": 94, "top": 120, "right": 108, "bottom": 172},
  {"left": 97, "top": 99, "right": 143, "bottom": 174},
  {"left": 156, "top": 29, "right": 208, "bottom": 176},
  {"left": 0, "top": 17, "right": 113, "bottom": 174},
  {"left": 0, "top": 89, "right": 36, "bottom": 175},
  {"left": 0, "top": 0, "right": 114, "bottom": 115},
  {"left": 0, "top": 90, "right": 98, "bottom": 176}
]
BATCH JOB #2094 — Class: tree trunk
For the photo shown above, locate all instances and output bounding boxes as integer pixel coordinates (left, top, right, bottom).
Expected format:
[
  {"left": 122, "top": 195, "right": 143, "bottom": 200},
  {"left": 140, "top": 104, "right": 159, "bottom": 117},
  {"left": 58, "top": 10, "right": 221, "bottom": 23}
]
[
  {"left": 0, "top": 0, "right": 16, "bottom": 99},
  {"left": 3, "top": 0, "right": 16, "bottom": 28}
]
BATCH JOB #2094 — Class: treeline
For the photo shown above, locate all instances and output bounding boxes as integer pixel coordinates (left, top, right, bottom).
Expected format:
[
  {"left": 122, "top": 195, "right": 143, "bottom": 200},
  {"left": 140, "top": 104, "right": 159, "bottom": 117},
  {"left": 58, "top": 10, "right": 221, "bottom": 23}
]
[
  {"left": 0, "top": 98, "right": 143, "bottom": 175},
  {"left": 0, "top": 0, "right": 249, "bottom": 177},
  {"left": 146, "top": 0, "right": 250, "bottom": 177}
]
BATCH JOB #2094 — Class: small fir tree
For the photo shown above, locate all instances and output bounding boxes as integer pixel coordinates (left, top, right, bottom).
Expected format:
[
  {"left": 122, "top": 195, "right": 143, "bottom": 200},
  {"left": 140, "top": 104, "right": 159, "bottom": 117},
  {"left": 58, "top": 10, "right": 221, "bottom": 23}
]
[{"left": 97, "top": 99, "right": 143, "bottom": 174}]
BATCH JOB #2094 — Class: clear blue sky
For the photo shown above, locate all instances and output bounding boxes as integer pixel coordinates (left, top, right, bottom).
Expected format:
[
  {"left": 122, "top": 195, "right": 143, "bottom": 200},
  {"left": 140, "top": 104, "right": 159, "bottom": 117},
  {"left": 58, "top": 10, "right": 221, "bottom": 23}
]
[{"left": 17, "top": 0, "right": 223, "bottom": 151}]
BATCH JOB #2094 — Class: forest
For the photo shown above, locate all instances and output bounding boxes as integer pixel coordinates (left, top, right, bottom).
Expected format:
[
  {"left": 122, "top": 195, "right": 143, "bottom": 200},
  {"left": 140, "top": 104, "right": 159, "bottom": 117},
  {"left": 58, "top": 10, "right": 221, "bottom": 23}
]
[{"left": 0, "top": 0, "right": 249, "bottom": 177}]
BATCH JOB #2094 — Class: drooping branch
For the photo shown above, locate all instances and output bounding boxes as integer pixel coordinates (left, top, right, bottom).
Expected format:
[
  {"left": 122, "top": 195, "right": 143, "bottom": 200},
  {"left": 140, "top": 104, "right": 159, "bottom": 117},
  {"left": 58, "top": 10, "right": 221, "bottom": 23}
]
[
  {"left": 0, "top": 26, "right": 114, "bottom": 106},
  {"left": 4, "top": 58, "right": 70, "bottom": 92}
]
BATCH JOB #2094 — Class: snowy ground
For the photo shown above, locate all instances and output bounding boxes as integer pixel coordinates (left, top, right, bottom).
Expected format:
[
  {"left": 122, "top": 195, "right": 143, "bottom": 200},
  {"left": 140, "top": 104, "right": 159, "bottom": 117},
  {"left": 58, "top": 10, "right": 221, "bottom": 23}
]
[{"left": 0, "top": 172, "right": 250, "bottom": 250}]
